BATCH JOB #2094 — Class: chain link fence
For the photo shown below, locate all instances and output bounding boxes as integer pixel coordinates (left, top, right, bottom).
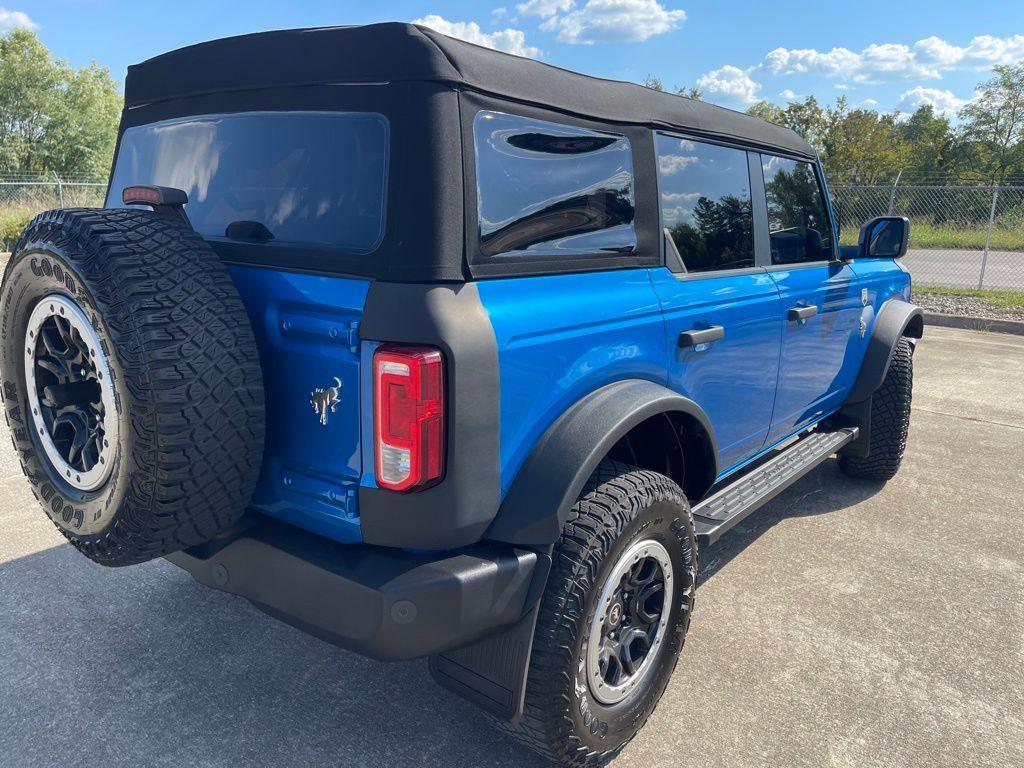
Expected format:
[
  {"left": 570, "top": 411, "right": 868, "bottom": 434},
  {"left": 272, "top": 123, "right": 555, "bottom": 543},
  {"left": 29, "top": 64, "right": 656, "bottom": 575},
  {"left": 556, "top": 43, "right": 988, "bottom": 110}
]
[
  {"left": 831, "top": 182, "right": 1024, "bottom": 291},
  {"left": 3, "top": 172, "right": 1023, "bottom": 292},
  {"left": 1, "top": 172, "right": 106, "bottom": 250}
]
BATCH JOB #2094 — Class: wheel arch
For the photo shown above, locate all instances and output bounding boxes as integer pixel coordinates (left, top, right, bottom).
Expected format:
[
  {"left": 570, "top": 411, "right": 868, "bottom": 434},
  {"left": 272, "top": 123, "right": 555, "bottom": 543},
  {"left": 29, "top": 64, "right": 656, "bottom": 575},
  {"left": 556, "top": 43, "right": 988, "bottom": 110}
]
[
  {"left": 838, "top": 298, "right": 921, "bottom": 459},
  {"left": 846, "top": 298, "right": 923, "bottom": 405},
  {"left": 484, "top": 379, "right": 717, "bottom": 547}
]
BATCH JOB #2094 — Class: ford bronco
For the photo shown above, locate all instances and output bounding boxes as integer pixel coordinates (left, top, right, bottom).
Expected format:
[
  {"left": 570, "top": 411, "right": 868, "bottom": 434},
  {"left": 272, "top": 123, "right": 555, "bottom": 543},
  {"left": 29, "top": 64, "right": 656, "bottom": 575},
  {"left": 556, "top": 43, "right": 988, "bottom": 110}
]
[{"left": 0, "top": 23, "right": 922, "bottom": 766}]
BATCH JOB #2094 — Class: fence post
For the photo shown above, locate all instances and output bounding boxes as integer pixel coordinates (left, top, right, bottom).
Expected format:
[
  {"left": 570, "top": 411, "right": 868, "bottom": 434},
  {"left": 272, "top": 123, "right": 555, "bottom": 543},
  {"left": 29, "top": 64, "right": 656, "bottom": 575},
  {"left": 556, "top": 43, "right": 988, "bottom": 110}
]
[
  {"left": 52, "top": 171, "right": 65, "bottom": 208},
  {"left": 978, "top": 187, "right": 999, "bottom": 290},
  {"left": 886, "top": 170, "right": 903, "bottom": 215}
]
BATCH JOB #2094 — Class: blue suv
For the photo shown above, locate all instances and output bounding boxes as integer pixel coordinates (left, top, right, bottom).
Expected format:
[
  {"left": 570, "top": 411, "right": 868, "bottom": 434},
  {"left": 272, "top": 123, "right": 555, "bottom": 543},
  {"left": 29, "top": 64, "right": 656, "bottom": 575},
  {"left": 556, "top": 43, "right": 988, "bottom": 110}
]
[{"left": 0, "top": 24, "right": 922, "bottom": 766}]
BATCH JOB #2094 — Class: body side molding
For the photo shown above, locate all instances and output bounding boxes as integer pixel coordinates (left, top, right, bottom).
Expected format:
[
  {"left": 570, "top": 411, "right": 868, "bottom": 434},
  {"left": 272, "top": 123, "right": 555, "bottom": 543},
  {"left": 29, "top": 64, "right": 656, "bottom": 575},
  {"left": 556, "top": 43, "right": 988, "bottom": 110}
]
[{"left": 485, "top": 379, "right": 717, "bottom": 547}]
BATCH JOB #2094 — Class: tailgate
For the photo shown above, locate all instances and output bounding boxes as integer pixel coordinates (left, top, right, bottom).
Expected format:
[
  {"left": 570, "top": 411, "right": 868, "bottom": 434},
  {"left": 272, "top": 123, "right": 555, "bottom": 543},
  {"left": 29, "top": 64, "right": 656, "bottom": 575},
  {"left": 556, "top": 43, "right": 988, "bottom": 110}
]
[{"left": 229, "top": 266, "right": 369, "bottom": 543}]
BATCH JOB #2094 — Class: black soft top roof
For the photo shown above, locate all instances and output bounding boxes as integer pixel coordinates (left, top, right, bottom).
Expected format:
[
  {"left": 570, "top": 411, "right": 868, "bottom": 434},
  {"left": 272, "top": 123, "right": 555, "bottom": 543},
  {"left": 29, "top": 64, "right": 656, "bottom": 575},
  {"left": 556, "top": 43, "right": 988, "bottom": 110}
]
[{"left": 125, "top": 22, "right": 814, "bottom": 159}]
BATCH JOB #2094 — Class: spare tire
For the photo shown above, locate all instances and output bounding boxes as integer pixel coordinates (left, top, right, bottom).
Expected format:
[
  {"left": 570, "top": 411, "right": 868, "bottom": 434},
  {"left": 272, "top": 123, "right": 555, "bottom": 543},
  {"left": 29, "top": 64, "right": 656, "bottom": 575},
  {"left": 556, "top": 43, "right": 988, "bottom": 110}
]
[{"left": 1, "top": 208, "right": 265, "bottom": 566}]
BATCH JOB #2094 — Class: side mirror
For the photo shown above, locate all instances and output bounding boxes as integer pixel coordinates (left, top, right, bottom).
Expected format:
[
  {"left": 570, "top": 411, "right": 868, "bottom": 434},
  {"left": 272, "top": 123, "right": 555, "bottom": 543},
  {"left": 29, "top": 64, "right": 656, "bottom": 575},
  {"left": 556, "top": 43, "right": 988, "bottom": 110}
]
[{"left": 858, "top": 216, "right": 909, "bottom": 259}]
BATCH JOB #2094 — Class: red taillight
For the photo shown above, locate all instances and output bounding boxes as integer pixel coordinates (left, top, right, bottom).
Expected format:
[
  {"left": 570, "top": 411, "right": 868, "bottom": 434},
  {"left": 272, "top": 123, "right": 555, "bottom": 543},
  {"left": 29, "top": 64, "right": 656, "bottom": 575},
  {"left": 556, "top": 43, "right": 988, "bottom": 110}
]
[{"left": 373, "top": 345, "right": 445, "bottom": 492}]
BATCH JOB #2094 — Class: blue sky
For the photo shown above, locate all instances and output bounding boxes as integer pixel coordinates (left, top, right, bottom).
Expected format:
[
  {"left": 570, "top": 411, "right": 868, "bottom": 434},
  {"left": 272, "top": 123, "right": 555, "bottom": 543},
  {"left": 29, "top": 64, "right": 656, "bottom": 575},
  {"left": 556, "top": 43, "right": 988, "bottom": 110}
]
[{"left": 6, "top": 1, "right": 1023, "bottom": 117}]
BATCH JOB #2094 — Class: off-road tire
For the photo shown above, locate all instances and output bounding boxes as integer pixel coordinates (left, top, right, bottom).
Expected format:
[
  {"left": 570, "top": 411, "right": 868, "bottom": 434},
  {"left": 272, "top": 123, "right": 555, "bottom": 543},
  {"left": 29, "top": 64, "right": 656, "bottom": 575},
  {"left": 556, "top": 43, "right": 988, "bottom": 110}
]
[
  {"left": 498, "top": 460, "right": 697, "bottom": 767},
  {"left": 0, "top": 208, "right": 265, "bottom": 566},
  {"left": 839, "top": 336, "right": 913, "bottom": 481}
]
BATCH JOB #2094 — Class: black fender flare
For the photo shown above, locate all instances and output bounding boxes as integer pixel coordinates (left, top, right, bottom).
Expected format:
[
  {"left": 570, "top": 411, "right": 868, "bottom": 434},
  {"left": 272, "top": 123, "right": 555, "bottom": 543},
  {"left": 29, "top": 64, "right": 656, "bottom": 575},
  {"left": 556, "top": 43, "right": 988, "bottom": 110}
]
[
  {"left": 846, "top": 298, "right": 923, "bottom": 405},
  {"left": 484, "top": 379, "right": 717, "bottom": 548},
  {"left": 839, "top": 298, "right": 923, "bottom": 458}
]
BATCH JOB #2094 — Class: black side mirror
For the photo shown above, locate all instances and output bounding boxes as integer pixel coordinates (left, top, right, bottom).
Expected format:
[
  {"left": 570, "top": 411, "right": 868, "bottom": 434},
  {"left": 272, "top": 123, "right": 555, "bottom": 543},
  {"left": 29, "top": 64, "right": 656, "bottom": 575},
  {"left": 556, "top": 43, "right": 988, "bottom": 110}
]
[{"left": 858, "top": 216, "right": 909, "bottom": 259}]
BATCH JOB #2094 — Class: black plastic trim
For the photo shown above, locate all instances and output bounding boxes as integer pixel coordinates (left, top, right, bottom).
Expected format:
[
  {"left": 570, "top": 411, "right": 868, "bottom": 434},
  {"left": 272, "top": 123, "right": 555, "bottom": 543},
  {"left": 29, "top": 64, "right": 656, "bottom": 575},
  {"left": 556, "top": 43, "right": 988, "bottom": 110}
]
[
  {"left": 846, "top": 299, "right": 923, "bottom": 404},
  {"left": 165, "top": 516, "right": 538, "bottom": 661},
  {"left": 839, "top": 298, "right": 923, "bottom": 458},
  {"left": 358, "top": 281, "right": 502, "bottom": 549},
  {"left": 485, "top": 379, "right": 718, "bottom": 547}
]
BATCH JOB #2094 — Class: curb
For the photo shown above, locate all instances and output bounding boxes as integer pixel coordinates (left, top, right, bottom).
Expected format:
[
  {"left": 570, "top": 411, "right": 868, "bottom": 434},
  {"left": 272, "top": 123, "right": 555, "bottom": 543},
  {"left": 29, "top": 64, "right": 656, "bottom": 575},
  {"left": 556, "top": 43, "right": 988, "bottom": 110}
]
[{"left": 924, "top": 311, "right": 1024, "bottom": 336}]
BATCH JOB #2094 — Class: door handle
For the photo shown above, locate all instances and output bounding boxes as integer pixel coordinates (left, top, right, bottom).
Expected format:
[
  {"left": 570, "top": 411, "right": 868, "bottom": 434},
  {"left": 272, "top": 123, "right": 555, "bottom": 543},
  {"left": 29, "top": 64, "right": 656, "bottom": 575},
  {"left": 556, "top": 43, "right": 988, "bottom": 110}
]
[
  {"left": 678, "top": 326, "right": 725, "bottom": 347},
  {"left": 787, "top": 304, "right": 818, "bottom": 322}
]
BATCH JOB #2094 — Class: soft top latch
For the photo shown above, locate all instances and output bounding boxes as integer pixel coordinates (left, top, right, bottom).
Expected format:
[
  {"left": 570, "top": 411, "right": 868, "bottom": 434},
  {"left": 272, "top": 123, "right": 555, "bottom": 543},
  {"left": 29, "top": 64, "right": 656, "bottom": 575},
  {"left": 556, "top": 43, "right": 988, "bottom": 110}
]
[{"left": 122, "top": 185, "right": 191, "bottom": 225}]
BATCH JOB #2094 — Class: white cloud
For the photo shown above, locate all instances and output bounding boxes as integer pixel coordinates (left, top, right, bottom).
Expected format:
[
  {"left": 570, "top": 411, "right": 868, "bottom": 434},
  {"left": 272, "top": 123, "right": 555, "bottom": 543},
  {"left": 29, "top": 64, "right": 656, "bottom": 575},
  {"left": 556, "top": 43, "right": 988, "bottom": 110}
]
[
  {"left": 661, "top": 191, "right": 701, "bottom": 202},
  {"left": 858, "top": 98, "right": 879, "bottom": 108},
  {"left": 897, "top": 86, "right": 971, "bottom": 117},
  {"left": 546, "top": 0, "right": 685, "bottom": 45},
  {"left": 696, "top": 65, "right": 761, "bottom": 105},
  {"left": 658, "top": 154, "right": 698, "bottom": 175},
  {"left": 0, "top": 7, "right": 36, "bottom": 31},
  {"left": 761, "top": 34, "right": 1024, "bottom": 84},
  {"left": 779, "top": 89, "right": 800, "bottom": 101},
  {"left": 492, "top": 7, "right": 509, "bottom": 21},
  {"left": 413, "top": 15, "right": 541, "bottom": 58},
  {"left": 516, "top": 0, "right": 574, "bottom": 18}
]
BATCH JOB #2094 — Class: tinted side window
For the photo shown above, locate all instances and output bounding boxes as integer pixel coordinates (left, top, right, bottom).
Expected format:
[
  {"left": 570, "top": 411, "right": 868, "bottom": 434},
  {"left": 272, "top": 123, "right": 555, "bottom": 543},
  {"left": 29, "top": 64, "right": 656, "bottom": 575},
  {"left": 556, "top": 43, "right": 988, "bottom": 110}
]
[
  {"left": 474, "top": 111, "right": 636, "bottom": 259},
  {"left": 761, "top": 156, "right": 834, "bottom": 264},
  {"left": 655, "top": 134, "right": 754, "bottom": 272}
]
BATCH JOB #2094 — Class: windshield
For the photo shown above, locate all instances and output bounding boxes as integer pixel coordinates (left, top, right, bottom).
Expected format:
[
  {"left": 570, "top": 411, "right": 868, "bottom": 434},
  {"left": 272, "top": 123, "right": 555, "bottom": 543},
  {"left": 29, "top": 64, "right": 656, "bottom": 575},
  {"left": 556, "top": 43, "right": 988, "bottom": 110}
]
[{"left": 107, "top": 111, "right": 388, "bottom": 252}]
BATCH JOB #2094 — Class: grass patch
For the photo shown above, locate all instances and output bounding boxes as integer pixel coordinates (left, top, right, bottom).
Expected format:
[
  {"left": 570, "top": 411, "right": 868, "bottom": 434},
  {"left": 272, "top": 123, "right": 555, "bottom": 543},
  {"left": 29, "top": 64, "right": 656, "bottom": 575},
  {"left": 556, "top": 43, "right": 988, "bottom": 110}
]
[
  {"left": 913, "top": 284, "right": 1024, "bottom": 309},
  {"left": 841, "top": 222, "right": 1024, "bottom": 251}
]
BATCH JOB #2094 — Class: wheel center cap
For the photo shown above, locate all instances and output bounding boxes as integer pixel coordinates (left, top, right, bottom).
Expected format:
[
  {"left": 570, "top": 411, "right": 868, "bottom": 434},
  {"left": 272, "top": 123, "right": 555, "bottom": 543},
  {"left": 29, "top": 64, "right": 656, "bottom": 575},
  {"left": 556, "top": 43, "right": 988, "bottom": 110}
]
[{"left": 607, "top": 599, "right": 624, "bottom": 629}]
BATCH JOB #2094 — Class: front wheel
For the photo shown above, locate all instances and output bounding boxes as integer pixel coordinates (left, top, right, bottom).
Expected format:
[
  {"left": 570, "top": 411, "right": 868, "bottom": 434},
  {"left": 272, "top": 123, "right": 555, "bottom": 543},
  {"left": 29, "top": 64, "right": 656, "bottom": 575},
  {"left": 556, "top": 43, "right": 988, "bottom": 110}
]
[
  {"left": 500, "top": 461, "right": 697, "bottom": 767},
  {"left": 840, "top": 336, "right": 914, "bottom": 482}
]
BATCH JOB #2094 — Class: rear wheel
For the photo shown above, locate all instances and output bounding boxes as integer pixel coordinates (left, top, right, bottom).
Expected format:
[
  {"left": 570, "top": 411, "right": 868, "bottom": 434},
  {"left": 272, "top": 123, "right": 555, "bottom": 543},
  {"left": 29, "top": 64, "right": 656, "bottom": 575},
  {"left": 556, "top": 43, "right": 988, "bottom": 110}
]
[
  {"left": 840, "top": 336, "right": 913, "bottom": 482},
  {"left": 500, "top": 461, "right": 697, "bottom": 767},
  {"left": 1, "top": 208, "right": 265, "bottom": 566}
]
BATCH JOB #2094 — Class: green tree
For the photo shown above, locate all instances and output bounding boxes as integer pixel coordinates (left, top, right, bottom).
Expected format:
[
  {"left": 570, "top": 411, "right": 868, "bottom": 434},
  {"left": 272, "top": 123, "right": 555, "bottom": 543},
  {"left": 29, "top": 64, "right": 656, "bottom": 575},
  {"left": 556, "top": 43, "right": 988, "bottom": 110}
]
[
  {"left": 0, "top": 28, "right": 121, "bottom": 176},
  {"left": 820, "top": 100, "right": 908, "bottom": 183},
  {"left": 958, "top": 64, "right": 1024, "bottom": 184},
  {"left": 746, "top": 96, "right": 827, "bottom": 147},
  {"left": 642, "top": 74, "right": 702, "bottom": 100},
  {"left": 898, "top": 105, "right": 956, "bottom": 181}
]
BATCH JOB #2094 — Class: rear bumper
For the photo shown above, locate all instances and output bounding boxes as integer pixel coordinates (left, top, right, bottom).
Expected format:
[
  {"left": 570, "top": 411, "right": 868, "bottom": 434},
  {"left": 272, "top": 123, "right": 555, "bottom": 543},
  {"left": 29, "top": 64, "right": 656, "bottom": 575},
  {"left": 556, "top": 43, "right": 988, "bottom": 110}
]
[{"left": 166, "top": 517, "right": 540, "bottom": 661}]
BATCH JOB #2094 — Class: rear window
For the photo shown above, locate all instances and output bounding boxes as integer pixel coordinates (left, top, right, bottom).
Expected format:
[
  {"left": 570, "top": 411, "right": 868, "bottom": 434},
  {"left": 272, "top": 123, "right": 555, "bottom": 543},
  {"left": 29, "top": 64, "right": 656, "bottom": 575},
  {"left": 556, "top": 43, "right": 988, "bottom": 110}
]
[
  {"left": 474, "top": 111, "right": 636, "bottom": 259},
  {"left": 107, "top": 111, "right": 388, "bottom": 252}
]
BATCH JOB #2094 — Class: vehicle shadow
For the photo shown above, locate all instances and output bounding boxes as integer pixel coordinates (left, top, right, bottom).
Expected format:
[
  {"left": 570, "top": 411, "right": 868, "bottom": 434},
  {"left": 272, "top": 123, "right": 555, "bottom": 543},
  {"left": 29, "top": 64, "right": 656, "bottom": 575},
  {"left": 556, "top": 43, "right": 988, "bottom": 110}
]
[
  {"left": 698, "top": 457, "right": 885, "bottom": 582},
  {"left": 0, "top": 459, "right": 881, "bottom": 768}
]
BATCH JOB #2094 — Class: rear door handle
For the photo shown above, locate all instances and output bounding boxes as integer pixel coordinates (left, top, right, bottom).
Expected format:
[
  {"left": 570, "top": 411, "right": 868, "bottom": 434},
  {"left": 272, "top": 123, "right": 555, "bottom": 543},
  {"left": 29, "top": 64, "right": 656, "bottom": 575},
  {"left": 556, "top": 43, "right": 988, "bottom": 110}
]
[
  {"left": 787, "top": 304, "right": 818, "bottom": 322},
  {"left": 678, "top": 326, "right": 725, "bottom": 347}
]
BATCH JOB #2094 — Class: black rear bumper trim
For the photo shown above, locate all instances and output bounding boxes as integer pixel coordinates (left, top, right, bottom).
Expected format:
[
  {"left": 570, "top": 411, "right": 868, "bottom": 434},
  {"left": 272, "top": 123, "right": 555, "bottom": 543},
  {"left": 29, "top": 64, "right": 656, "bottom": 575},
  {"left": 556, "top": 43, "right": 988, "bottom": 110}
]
[{"left": 166, "top": 517, "right": 538, "bottom": 661}]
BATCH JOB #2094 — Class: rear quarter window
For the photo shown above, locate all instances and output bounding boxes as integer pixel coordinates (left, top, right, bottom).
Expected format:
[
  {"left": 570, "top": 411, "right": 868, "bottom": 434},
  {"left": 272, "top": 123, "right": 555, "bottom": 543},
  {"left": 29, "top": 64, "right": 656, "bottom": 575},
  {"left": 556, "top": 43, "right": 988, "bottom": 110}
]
[
  {"left": 473, "top": 111, "right": 636, "bottom": 260},
  {"left": 107, "top": 111, "right": 388, "bottom": 252}
]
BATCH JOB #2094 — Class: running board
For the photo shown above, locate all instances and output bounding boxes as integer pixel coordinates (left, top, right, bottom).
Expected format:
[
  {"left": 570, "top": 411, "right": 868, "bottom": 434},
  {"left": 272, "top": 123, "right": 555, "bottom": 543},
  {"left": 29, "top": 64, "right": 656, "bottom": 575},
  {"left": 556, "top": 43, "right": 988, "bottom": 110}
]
[{"left": 693, "top": 427, "right": 858, "bottom": 547}]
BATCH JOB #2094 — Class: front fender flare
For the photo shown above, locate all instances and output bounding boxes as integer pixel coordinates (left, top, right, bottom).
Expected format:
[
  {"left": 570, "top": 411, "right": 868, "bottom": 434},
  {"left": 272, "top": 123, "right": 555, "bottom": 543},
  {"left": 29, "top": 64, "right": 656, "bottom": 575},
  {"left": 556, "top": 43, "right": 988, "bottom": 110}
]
[
  {"left": 839, "top": 298, "right": 923, "bottom": 458},
  {"left": 846, "top": 298, "right": 923, "bottom": 405},
  {"left": 485, "top": 379, "right": 717, "bottom": 547}
]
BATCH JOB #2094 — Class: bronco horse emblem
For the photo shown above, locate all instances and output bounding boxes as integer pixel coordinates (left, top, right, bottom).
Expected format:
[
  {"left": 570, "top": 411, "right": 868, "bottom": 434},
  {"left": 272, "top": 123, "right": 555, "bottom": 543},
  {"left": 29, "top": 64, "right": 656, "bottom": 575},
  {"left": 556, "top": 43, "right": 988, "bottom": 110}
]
[{"left": 311, "top": 377, "right": 343, "bottom": 426}]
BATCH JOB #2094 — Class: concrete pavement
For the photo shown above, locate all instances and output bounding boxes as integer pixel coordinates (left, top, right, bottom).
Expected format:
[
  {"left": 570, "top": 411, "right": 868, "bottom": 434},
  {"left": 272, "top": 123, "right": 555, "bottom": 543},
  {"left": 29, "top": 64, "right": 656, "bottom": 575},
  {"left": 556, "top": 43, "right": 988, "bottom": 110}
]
[
  {"left": 904, "top": 248, "right": 1023, "bottom": 290},
  {"left": 1, "top": 326, "right": 1022, "bottom": 767}
]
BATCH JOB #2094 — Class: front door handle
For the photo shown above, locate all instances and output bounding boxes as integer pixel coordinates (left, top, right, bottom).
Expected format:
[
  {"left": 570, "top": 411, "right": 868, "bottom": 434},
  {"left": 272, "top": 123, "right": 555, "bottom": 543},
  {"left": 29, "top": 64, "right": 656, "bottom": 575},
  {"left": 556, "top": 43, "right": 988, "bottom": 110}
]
[
  {"left": 787, "top": 304, "right": 818, "bottom": 322},
  {"left": 678, "top": 325, "right": 725, "bottom": 347}
]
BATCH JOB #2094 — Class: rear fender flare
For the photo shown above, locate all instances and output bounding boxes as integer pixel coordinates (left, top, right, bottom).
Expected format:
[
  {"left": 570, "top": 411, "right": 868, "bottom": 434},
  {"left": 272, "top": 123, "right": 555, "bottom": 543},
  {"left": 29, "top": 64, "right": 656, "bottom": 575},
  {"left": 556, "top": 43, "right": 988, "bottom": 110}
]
[{"left": 485, "top": 379, "right": 717, "bottom": 547}]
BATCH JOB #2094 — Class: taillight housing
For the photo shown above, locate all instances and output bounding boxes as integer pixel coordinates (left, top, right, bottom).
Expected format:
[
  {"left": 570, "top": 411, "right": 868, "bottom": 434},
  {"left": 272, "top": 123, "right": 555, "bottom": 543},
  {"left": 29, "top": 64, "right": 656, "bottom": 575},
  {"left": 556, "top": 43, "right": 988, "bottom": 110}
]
[{"left": 373, "top": 345, "right": 445, "bottom": 492}]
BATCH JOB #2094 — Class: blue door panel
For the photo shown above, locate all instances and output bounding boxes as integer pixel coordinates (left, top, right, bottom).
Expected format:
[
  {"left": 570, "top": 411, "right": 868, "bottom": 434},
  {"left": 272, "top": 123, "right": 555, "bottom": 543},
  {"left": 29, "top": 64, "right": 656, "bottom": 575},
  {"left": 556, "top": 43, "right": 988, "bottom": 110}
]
[
  {"left": 229, "top": 266, "right": 369, "bottom": 543},
  {"left": 647, "top": 267, "right": 783, "bottom": 475},
  {"left": 767, "top": 263, "right": 862, "bottom": 444},
  {"left": 477, "top": 269, "right": 668, "bottom": 494}
]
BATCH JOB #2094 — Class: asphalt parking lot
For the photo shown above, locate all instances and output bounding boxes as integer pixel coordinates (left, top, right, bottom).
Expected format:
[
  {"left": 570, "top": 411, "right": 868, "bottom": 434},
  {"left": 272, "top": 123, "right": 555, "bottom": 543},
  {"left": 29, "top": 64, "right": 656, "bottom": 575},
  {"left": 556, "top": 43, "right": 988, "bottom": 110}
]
[{"left": 1, "top": 325, "right": 1022, "bottom": 768}]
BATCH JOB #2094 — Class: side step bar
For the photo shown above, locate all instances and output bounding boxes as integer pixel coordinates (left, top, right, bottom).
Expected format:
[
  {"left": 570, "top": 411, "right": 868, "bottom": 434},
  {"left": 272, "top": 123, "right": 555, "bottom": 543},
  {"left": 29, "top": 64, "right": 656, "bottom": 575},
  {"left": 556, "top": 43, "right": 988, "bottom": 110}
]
[{"left": 693, "top": 427, "right": 858, "bottom": 547}]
